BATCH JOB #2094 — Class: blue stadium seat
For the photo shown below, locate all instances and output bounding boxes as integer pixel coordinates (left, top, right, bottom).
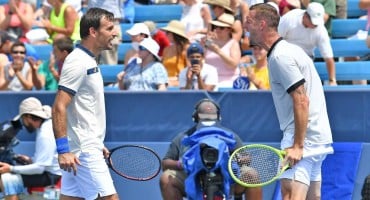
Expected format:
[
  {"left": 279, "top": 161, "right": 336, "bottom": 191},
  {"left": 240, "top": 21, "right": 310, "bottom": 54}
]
[
  {"left": 314, "top": 39, "right": 370, "bottom": 58},
  {"left": 100, "top": 64, "right": 123, "bottom": 84},
  {"left": 134, "top": 4, "right": 182, "bottom": 23},
  {"left": 315, "top": 61, "right": 370, "bottom": 81},
  {"left": 30, "top": 44, "right": 52, "bottom": 62},
  {"left": 347, "top": 0, "right": 367, "bottom": 18},
  {"left": 332, "top": 19, "right": 367, "bottom": 38},
  {"left": 118, "top": 43, "right": 132, "bottom": 63}
]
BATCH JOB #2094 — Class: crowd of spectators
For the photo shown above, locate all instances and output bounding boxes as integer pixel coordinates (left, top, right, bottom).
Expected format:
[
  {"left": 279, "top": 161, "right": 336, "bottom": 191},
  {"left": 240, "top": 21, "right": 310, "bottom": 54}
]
[{"left": 0, "top": 0, "right": 369, "bottom": 92}]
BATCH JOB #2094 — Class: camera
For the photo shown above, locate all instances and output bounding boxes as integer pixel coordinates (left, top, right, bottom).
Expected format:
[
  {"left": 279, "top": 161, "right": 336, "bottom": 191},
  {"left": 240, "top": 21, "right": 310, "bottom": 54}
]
[
  {"left": 0, "top": 119, "right": 22, "bottom": 164},
  {"left": 191, "top": 59, "right": 200, "bottom": 66},
  {"left": 201, "top": 144, "right": 218, "bottom": 169}
]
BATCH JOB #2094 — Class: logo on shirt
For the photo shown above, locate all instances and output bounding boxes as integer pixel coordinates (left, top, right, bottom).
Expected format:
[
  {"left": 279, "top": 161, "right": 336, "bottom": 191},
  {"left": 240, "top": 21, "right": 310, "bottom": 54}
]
[{"left": 87, "top": 67, "right": 99, "bottom": 75}]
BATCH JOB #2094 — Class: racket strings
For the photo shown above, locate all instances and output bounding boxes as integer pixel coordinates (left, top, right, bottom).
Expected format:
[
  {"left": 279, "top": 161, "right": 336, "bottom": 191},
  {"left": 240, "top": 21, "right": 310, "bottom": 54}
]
[
  {"left": 231, "top": 148, "right": 282, "bottom": 185},
  {"left": 110, "top": 146, "right": 160, "bottom": 180}
]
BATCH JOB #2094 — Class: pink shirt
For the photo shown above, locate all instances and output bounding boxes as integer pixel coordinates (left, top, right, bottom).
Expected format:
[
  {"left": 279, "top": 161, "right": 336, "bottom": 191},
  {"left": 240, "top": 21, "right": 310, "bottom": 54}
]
[{"left": 205, "top": 39, "right": 239, "bottom": 86}]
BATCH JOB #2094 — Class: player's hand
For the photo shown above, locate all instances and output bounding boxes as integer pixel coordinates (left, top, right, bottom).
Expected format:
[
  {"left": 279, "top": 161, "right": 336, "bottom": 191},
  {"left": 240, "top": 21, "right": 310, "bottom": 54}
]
[
  {"left": 58, "top": 152, "right": 81, "bottom": 176},
  {"left": 283, "top": 147, "right": 303, "bottom": 166},
  {"left": 103, "top": 147, "right": 110, "bottom": 159},
  {"left": 0, "top": 162, "right": 11, "bottom": 173}
]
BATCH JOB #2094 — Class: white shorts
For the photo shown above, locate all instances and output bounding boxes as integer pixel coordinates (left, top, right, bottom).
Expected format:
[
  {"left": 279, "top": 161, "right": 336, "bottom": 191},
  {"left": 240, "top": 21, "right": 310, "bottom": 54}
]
[
  {"left": 280, "top": 132, "right": 333, "bottom": 186},
  {"left": 60, "top": 150, "right": 117, "bottom": 199},
  {"left": 280, "top": 154, "right": 326, "bottom": 186}
]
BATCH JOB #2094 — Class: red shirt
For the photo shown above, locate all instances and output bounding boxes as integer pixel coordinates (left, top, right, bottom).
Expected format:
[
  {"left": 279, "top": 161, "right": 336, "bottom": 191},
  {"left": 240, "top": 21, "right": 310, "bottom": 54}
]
[{"left": 152, "top": 30, "right": 170, "bottom": 57}]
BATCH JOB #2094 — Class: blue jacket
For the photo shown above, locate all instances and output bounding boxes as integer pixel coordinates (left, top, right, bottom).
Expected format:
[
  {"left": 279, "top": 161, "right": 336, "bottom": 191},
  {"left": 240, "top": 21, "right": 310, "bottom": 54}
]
[{"left": 181, "top": 126, "right": 237, "bottom": 200}]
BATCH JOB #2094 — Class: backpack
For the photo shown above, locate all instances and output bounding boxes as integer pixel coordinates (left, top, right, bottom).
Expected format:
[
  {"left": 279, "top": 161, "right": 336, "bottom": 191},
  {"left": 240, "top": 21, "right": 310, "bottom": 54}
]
[{"left": 362, "top": 175, "right": 370, "bottom": 200}]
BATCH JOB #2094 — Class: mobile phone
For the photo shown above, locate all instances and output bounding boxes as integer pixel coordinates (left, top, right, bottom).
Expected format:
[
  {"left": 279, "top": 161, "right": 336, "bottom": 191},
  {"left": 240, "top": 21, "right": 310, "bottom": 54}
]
[
  {"left": 205, "top": 39, "right": 213, "bottom": 47},
  {"left": 191, "top": 59, "right": 200, "bottom": 66}
]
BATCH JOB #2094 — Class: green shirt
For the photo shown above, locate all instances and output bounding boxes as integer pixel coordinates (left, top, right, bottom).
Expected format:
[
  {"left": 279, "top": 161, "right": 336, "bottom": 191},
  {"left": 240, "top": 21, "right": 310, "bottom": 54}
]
[{"left": 38, "top": 60, "right": 58, "bottom": 91}]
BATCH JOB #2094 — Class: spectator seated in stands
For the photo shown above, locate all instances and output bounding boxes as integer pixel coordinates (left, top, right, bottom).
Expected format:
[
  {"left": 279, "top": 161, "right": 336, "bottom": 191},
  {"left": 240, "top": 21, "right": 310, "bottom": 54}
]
[
  {"left": 240, "top": 44, "right": 270, "bottom": 90},
  {"left": 204, "top": 13, "right": 241, "bottom": 88},
  {"left": 0, "top": 31, "right": 39, "bottom": 62},
  {"left": 124, "top": 23, "right": 150, "bottom": 66},
  {"left": 204, "top": 0, "right": 244, "bottom": 42},
  {"left": 31, "top": 0, "right": 80, "bottom": 44},
  {"left": 180, "top": 0, "right": 212, "bottom": 42},
  {"left": 144, "top": 20, "right": 170, "bottom": 57},
  {"left": 160, "top": 20, "right": 190, "bottom": 87},
  {"left": 0, "top": 0, "right": 34, "bottom": 43},
  {"left": 30, "top": 37, "right": 74, "bottom": 91},
  {"left": 0, "top": 41, "right": 33, "bottom": 91},
  {"left": 179, "top": 42, "right": 218, "bottom": 91},
  {"left": 117, "top": 38, "right": 168, "bottom": 91}
]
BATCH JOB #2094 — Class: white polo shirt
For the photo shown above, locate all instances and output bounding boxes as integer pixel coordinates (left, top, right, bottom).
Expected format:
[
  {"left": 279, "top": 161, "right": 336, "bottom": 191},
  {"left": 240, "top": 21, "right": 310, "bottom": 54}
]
[
  {"left": 267, "top": 38, "right": 332, "bottom": 145},
  {"left": 58, "top": 45, "right": 106, "bottom": 155},
  {"left": 278, "top": 9, "right": 334, "bottom": 58}
]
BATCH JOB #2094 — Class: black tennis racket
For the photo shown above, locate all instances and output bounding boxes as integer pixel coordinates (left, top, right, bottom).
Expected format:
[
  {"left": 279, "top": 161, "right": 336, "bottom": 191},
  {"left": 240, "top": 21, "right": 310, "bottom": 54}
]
[{"left": 107, "top": 145, "right": 161, "bottom": 181}]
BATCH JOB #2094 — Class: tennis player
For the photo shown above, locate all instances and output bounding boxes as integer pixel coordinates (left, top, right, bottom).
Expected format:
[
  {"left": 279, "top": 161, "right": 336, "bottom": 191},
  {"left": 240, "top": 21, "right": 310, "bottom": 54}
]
[
  {"left": 52, "top": 8, "right": 119, "bottom": 200},
  {"left": 245, "top": 3, "right": 333, "bottom": 200}
]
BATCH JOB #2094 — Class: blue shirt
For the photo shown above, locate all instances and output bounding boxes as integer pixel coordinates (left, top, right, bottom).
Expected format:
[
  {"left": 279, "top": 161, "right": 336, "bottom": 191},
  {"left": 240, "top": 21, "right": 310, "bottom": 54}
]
[{"left": 123, "top": 61, "right": 168, "bottom": 91}]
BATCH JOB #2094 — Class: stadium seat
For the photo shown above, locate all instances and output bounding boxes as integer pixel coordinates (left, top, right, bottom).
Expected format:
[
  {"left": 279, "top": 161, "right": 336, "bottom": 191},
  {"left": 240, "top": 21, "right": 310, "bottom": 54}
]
[
  {"left": 347, "top": 0, "right": 367, "bottom": 18},
  {"left": 30, "top": 44, "right": 52, "bottom": 62},
  {"left": 100, "top": 64, "right": 123, "bottom": 84},
  {"left": 134, "top": 4, "right": 182, "bottom": 23},
  {"left": 118, "top": 43, "right": 132, "bottom": 63},
  {"left": 314, "top": 39, "right": 370, "bottom": 58},
  {"left": 332, "top": 19, "right": 367, "bottom": 38},
  {"left": 315, "top": 61, "right": 370, "bottom": 81}
]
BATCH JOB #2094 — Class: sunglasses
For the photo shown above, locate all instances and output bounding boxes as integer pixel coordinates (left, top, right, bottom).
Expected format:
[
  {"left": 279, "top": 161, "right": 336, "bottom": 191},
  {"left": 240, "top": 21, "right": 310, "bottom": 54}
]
[
  {"left": 212, "top": 25, "right": 227, "bottom": 31},
  {"left": 12, "top": 50, "right": 26, "bottom": 55},
  {"left": 138, "top": 46, "right": 147, "bottom": 51}
]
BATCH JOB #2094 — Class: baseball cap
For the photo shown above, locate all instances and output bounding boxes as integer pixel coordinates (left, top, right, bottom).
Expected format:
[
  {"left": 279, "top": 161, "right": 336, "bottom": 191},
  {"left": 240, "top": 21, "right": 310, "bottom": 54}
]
[
  {"left": 126, "top": 23, "right": 150, "bottom": 36},
  {"left": 306, "top": 2, "right": 325, "bottom": 26},
  {"left": 15, "top": 97, "right": 51, "bottom": 120},
  {"left": 187, "top": 42, "right": 204, "bottom": 57},
  {"left": 197, "top": 101, "right": 218, "bottom": 120}
]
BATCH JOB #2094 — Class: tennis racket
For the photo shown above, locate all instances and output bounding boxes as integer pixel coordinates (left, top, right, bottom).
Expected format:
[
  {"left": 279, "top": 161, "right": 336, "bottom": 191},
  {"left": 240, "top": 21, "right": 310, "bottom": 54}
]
[
  {"left": 107, "top": 145, "right": 161, "bottom": 181},
  {"left": 228, "top": 144, "right": 333, "bottom": 187}
]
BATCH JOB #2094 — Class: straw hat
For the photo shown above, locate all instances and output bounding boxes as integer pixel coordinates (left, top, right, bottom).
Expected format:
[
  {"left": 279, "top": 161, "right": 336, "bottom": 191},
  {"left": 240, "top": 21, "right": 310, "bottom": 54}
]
[
  {"left": 203, "top": 0, "right": 233, "bottom": 13},
  {"left": 160, "top": 20, "right": 189, "bottom": 40},
  {"left": 210, "top": 13, "right": 235, "bottom": 28}
]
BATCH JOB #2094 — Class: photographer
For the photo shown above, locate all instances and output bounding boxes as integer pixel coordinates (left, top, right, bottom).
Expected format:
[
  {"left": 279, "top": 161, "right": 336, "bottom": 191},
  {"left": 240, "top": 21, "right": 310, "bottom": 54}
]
[
  {"left": 159, "top": 99, "right": 262, "bottom": 200},
  {"left": 179, "top": 43, "right": 218, "bottom": 91},
  {"left": 0, "top": 97, "right": 61, "bottom": 199}
]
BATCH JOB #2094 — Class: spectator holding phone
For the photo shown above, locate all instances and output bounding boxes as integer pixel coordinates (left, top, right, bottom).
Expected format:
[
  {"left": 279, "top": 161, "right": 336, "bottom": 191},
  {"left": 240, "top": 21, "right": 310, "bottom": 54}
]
[{"left": 179, "top": 42, "right": 218, "bottom": 91}]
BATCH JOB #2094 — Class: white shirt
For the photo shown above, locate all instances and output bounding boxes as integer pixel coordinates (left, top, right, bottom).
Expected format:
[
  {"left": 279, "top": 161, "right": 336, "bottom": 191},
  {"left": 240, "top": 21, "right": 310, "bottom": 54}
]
[
  {"left": 13, "top": 119, "right": 61, "bottom": 175},
  {"left": 179, "top": 63, "right": 218, "bottom": 91},
  {"left": 58, "top": 45, "right": 106, "bottom": 155},
  {"left": 268, "top": 39, "right": 332, "bottom": 145},
  {"left": 278, "top": 9, "right": 334, "bottom": 58}
]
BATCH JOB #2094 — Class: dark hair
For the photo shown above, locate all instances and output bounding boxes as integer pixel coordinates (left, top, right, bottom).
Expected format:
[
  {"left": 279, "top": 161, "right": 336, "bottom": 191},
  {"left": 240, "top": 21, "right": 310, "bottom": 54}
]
[
  {"left": 80, "top": 7, "right": 115, "bottom": 39},
  {"left": 10, "top": 41, "right": 26, "bottom": 54},
  {"left": 53, "top": 37, "right": 74, "bottom": 54},
  {"left": 249, "top": 3, "right": 280, "bottom": 31}
]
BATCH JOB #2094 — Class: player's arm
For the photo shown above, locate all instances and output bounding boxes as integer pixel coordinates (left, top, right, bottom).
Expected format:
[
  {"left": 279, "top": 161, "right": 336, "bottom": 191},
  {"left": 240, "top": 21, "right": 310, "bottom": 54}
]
[
  {"left": 52, "top": 89, "right": 72, "bottom": 139},
  {"left": 288, "top": 82, "right": 309, "bottom": 164}
]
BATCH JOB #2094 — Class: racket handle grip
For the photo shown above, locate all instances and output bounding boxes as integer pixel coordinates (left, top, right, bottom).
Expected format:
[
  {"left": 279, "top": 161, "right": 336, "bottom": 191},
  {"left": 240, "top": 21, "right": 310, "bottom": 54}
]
[{"left": 303, "top": 146, "right": 334, "bottom": 158}]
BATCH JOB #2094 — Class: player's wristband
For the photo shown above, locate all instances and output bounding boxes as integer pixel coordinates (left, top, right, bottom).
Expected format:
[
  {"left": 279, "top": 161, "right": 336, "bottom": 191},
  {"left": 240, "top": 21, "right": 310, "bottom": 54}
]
[{"left": 56, "top": 137, "right": 70, "bottom": 154}]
